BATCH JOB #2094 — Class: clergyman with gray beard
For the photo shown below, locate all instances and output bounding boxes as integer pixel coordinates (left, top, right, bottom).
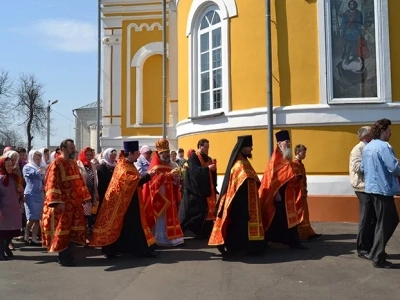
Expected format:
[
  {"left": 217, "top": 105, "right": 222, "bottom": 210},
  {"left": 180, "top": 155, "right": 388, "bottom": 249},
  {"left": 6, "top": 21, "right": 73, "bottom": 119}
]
[{"left": 259, "top": 130, "right": 308, "bottom": 250}]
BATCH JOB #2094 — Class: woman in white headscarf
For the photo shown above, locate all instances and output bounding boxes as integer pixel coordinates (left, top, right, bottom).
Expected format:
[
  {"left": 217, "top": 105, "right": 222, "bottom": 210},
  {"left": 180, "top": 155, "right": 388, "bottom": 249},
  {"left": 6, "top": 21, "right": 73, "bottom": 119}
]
[
  {"left": 38, "top": 148, "right": 50, "bottom": 169},
  {"left": 97, "top": 148, "right": 117, "bottom": 213},
  {"left": 22, "top": 150, "right": 46, "bottom": 245}
]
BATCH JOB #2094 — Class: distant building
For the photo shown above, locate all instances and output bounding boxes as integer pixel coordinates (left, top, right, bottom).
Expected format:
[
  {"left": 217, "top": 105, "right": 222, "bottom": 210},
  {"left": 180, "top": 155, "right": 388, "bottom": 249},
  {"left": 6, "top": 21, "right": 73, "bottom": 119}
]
[{"left": 73, "top": 101, "right": 102, "bottom": 151}]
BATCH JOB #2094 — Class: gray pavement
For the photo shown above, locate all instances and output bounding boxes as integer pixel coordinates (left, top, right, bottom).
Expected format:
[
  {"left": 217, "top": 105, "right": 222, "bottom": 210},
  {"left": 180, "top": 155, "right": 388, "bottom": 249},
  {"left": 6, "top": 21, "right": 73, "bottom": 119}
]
[{"left": 1, "top": 222, "right": 400, "bottom": 300}]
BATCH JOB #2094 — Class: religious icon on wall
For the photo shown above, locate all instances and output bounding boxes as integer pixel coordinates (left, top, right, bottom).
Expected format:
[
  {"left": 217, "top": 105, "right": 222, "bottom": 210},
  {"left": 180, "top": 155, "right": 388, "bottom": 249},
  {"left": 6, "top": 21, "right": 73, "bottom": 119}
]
[{"left": 330, "top": 0, "right": 377, "bottom": 99}]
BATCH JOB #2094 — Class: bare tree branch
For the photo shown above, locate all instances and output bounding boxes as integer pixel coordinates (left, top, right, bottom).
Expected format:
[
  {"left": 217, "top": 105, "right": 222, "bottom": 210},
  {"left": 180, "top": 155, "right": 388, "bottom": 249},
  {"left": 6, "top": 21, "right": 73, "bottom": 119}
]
[
  {"left": 0, "top": 70, "right": 13, "bottom": 128},
  {"left": 14, "top": 73, "right": 47, "bottom": 150},
  {"left": 0, "top": 128, "right": 25, "bottom": 148}
]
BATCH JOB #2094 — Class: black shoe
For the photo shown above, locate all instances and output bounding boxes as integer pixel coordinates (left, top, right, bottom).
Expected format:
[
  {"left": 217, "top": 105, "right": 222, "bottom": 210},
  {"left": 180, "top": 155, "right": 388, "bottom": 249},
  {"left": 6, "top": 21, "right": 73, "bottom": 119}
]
[
  {"left": 104, "top": 253, "right": 120, "bottom": 259},
  {"left": 307, "top": 234, "right": 322, "bottom": 240},
  {"left": 138, "top": 251, "right": 159, "bottom": 258},
  {"left": 373, "top": 260, "right": 397, "bottom": 269},
  {"left": 358, "top": 253, "right": 371, "bottom": 260},
  {"left": 217, "top": 245, "right": 228, "bottom": 256},
  {"left": 290, "top": 243, "right": 309, "bottom": 250},
  {"left": 4, "top": 247, "right": 14, "bottom": 258},
  {"left": 0, "top": 253, "right": 8, "bottom": 261},
  {"left": 57, "top": 258, "right": 76, "bottom": 267}
]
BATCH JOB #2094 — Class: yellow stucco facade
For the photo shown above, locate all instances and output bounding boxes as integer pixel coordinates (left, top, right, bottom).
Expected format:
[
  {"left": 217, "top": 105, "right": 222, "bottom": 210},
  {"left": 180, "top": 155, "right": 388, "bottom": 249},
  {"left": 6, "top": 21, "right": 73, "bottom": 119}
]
[
  {"left": 175, "top": 0, "right": 400, "bottom": 175},
  {"left": 100, "top": 0, "right": 400, "bottom": 220}
]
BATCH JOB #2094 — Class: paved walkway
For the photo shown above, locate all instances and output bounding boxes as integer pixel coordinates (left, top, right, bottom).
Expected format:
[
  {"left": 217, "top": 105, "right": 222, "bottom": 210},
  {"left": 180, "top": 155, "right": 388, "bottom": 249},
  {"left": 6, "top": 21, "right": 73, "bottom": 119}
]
[{"left": 1, "top": 223, "right": 400, "bottom": 300}]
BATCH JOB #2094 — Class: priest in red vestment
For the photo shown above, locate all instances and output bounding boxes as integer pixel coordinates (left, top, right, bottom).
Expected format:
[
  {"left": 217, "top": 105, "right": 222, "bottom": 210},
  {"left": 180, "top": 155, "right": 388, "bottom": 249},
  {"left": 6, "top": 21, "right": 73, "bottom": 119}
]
[
  {"left": 90, "top": 141, "right": 158, "bottom": 258},
  {"left": 143, "top": 139, "right": 184, "bottom": 246},
  {"left": 42, "top": 139, "right": 92, "bottom": 267},
  {"left": 259, "top": 130, "right": 307, "bottom": 250},
  {"left": 209, "top": 135, "right": 264, "bottom": 258}
]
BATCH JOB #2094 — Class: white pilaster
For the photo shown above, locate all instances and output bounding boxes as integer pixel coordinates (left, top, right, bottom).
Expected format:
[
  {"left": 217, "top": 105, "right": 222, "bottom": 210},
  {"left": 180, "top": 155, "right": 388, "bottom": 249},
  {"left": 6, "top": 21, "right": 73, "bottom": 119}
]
[
  {"left": 112, "top": 29, "right": 122, "bottom": 117},
  {"left": 102, "top": 29, "right": 112, "bottom": 121}
]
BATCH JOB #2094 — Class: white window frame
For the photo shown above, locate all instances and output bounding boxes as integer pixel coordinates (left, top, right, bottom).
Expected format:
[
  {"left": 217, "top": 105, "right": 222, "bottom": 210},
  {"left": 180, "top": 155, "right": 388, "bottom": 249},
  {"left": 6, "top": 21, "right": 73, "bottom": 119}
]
[
  {"left": 187, "top": 0, "right": 237, "bottom": 118},
  {"left": 318, "top": 0, "right": 391, "bottom": 104},
  {"left": 197, "top": 8, "right": 224, "bottom": 115}
]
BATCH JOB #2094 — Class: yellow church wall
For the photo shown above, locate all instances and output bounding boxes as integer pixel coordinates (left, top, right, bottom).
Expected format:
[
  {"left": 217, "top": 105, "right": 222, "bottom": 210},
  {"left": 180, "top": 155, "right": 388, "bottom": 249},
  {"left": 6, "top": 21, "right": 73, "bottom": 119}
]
[
  {"left": 230, "top": 0, "right": 320, "bottom": 110},
  {"left": 178, "top": 124, "right": 400, "bottom": 176},
  {"left": 389, "top": 0, "right": 400, "bottom": 100},
  {"left": 176, "top": 0, "right": 320, "bottom": 121},
  {"left": 142, "top": 54, "right": 170, "bottom": 124},
  {"left": 177, "top": 0, "right": 190, "bottom": 122}
]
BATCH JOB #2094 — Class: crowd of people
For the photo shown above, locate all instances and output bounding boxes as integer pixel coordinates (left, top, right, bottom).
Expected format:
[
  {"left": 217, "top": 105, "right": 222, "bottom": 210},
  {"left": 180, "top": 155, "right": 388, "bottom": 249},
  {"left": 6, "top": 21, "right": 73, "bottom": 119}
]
[{"left": 0, "top": 118, "right": 397, "bottom": 269}]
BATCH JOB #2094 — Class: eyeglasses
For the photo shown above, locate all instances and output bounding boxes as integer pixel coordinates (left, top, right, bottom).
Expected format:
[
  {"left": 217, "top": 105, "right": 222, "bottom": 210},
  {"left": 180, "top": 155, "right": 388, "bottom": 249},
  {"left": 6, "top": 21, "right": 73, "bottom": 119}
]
[{"left": 145, "top": 151, "right": 152, "bottom": 155}]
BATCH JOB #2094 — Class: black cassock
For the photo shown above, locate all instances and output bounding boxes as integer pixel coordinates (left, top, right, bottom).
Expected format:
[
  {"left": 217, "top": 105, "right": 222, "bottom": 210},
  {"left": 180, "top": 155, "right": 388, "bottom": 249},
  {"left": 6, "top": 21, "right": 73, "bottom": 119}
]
[
  {"left": 102, "top": 174, "right": 155, "bottom": 257},
  {"left": 179, "top": 152, "right": 218, "bottom": 237}
]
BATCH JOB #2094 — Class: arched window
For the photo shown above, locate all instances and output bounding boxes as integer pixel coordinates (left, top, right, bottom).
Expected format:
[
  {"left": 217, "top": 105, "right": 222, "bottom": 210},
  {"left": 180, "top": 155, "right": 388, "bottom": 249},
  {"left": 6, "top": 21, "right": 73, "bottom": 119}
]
[
  {"left": 187, "top": 0, "right": 236, "bottom": 118},
  {"left": 197, "top": 8, "right": 223, "bottom": 113}
]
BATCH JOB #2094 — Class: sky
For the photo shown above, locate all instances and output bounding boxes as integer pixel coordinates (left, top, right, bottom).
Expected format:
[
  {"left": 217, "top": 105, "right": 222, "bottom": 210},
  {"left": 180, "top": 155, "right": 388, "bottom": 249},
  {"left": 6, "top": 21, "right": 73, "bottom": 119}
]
[{"left": 0, "top": 0, "right": 99, "bottom": 149}]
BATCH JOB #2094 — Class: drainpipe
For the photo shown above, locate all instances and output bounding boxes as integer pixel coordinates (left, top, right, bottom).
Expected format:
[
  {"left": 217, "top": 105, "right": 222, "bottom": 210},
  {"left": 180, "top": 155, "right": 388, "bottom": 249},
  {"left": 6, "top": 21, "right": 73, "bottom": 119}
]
[
  {"left": 265, "top": 0, "right": 274, "bottom": 157},
  {"left": 96, "top": 0, "right": 102, "bottom": 153},
  {"left": 162, "top": 0, "right": 167, "bottom": 138}
]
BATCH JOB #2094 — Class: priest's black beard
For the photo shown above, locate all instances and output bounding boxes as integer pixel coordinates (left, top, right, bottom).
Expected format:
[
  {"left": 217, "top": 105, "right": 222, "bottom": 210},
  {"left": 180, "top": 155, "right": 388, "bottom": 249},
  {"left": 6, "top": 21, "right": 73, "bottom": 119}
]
[{"left": 242, "top": 152, "right": 252, "bottom": 159}]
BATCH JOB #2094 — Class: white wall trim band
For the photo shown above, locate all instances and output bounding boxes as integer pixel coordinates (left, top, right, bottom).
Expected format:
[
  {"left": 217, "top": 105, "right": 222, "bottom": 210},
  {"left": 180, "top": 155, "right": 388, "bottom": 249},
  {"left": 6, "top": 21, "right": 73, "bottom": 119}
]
[
  {"left": 176, "top": 103, "right": 400, "bottom": 138},
  {"left": 214, "top": 175, "right": 354, "bottom": 196}
]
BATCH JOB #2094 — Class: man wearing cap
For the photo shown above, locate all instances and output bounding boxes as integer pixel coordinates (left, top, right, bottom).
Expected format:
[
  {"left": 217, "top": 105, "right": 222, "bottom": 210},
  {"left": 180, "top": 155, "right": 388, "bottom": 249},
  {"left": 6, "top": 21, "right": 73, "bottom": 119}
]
[
  {"left": 209, "top": 135, "right": 264, "bottom": 257},
  {"left": 179, "top": 138, "right": 218, "bottom": 239},
  {"left": 259, "top": 130, "right": 306, "bottom": 250},
  {"left": 135, "top": 145, "right": 152, "bottom": 176},
  {"left": 90, "top": 141, "right": 158, "bottom": 258},
  {"left": 142, "top": 139, "right": 184, "bottom": 246}
]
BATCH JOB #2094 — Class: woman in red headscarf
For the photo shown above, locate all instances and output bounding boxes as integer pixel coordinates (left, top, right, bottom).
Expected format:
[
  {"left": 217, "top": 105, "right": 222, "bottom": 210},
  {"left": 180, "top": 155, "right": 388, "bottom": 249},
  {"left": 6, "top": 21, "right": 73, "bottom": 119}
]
[
  {"left": 77, "top": 147, "right": 98, "bottom": 244},
  {"left": 0, "top": 157, "right": 22, "bottom": 260}
]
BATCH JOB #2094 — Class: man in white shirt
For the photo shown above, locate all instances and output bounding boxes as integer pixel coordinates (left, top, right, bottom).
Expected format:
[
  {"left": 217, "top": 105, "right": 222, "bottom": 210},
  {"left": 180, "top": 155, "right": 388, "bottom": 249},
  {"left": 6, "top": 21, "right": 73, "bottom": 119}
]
[{"left": 349, "top": 126, "right": 375, "bottom": 260}]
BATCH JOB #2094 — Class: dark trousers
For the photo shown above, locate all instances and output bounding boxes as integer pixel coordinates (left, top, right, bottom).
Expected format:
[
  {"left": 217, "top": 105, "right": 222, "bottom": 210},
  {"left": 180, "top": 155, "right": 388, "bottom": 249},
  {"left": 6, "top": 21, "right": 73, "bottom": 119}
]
[
  {"left": 355, "top": 191, "right": 376, "bottom": 254},
  {"left": 369, "top": 194, "right": 399, "bottom": 263}
]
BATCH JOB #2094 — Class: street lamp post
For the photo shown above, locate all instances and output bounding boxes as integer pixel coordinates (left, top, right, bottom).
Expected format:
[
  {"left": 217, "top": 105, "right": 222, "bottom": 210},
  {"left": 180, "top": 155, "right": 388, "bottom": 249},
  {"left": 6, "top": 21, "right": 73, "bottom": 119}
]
[{"left": 47, "top": 100, "right": 58, "bottom": 149}]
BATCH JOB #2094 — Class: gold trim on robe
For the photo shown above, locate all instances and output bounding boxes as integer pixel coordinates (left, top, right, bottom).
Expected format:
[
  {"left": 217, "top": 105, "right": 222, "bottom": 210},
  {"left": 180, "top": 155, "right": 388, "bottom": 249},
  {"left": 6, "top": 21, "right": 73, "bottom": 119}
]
[
  {"left": 209, "top": 155, "right": 264, "bottom": 246},
  {"left": 90, "top": 152, "right": 156, "bottom": 247}
]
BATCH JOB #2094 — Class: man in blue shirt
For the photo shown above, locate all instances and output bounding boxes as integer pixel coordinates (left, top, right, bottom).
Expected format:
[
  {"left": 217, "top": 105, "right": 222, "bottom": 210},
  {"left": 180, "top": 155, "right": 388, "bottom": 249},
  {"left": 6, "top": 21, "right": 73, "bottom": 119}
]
[{"left": 361, "top": 118, "right": 400, "bottom": 269}]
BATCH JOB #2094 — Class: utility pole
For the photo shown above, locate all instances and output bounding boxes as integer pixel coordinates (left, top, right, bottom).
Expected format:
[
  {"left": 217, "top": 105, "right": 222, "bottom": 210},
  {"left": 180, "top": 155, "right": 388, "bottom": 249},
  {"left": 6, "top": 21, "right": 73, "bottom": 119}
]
[
  {"left": 96, "top": 0, "right": 102, "bottom": 153},
  {"left": 47, "top": 100, "right": 58, "bottom": 149},
  {"left": 162, "top": 0, "right": 167, "bottom": 138},
  {"left": 265, "top": 0, "right": 274, "bottom": 157}
]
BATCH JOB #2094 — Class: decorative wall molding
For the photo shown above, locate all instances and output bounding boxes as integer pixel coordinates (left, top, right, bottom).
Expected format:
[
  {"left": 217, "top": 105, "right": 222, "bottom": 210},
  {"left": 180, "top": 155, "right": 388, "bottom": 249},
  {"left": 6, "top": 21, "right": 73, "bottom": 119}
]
[
  {"left": 176, "top": 103, "right": 400, "bottom": 137},
  {"left": 102, "top": 34, "right": 121, "bottom": 46},
  {"left": 131, "top": 22, "right": 163, "bottom": 31},
  {"left": 128, "top": 41, "right": 169, "bottom": 127},
  {"left": 102, "top": 15, "right": 167, "bottom": 28},
  {"left": 101, "top": 135, "right": 163, "bottom": 150},
  {"left": 102, "top": 0, "right": 161, "bottom": 5},
  {"left": 102, "top": 4, "right": 164, "bottom": 14}
]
